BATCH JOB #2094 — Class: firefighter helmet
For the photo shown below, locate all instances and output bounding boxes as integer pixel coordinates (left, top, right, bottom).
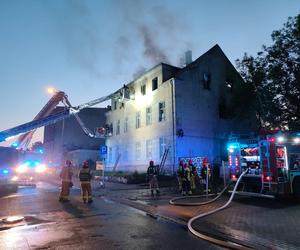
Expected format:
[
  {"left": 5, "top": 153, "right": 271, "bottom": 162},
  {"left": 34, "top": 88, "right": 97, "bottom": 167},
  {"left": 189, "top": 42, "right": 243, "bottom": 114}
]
[
  {"left": 149, "top": 160, "right": 154, "bottom": 166},
  {"left": 66, "top": 160, "right": 72, "bottom": 166},
  {"left": 188, "top": 159, "right": 193, "bottom": 164},
  {"left": 179, "top": 160, "right": 184, "bottom": 165},
  {"left": 83, "top": 161, "right": 89, "bottom": 168}
]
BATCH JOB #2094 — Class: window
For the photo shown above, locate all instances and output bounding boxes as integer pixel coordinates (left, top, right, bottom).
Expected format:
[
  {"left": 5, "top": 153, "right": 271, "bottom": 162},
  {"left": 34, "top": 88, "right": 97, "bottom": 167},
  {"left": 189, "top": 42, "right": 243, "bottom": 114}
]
[
  {"left": 146, "top": 107, "right": 152, "bottom": 126},
  {"left": 135, "top": 142, "right": 141, "bottom": 160},
  {"left": 152, "top": 77, "right": 158, "bottom": 91},
  {"left": 159, "top": 137, "right": 167, "bottom": 158},
  {"left": 113, "top": 100, "right": 118, "bottom": 110},
  {"left": 136, "top": 112, "right": 141, "bottom": 129},
  {"left": 124, "top": 117, "right": 128, "bottom": 133},
  {"left": 116, "top": 120, "right": 120, "bottom": 135},
  {"left": 141, "top": 84, "right": 146, "bottom": 95},
  {"left": 146, "top": 139, "right": 153, "bottom": 159},
  {"left": 159, "top": 101, "right": 166, "bottom": 122},
  {"left": 203, "top": 73, "right": 210, "bottom": 90},
  {"left": 110, "top": 123, "right": 113, "bottom": 135}
]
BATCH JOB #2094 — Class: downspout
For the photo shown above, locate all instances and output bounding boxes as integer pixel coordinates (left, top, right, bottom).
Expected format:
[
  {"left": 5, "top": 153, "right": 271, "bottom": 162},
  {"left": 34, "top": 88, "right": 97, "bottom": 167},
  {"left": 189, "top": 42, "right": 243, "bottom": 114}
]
[{"left": 170, "top": 78, "right": 176, "bottom": 175}]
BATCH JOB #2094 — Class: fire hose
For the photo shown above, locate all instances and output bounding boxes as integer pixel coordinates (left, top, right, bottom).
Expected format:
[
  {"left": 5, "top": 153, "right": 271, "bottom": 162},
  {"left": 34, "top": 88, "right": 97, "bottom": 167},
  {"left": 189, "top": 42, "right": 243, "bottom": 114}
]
[{"left": 170, "top": 168, "right": 251, "bottom": 250}]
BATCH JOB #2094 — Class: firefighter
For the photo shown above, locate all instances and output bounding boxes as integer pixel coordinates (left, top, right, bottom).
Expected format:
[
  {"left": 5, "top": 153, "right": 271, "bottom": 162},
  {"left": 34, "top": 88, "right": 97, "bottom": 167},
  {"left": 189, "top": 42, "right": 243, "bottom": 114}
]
[
  {"left": 79, "top": 161, "right": 93, "bottom": 203},
  {"left": 211, "top": 164, "right": 220, "bottom": 194},
  {"left": 201, "top": 162, "right": 211, "bottom": 193},
  {"left": 182, "top": 163, "right": 192, "bottom": 195},
  {"left": 147, "top": 160, "right": 160, "bottom": 196},
  {"left": 188, "top": 159, "right": 197, "bottom": 192},
  {"left": 59, "top": 160, "right": 73, "bottom": 202},
  {"left": 177, "top": 160, "right": 184, "bottom": 192}
]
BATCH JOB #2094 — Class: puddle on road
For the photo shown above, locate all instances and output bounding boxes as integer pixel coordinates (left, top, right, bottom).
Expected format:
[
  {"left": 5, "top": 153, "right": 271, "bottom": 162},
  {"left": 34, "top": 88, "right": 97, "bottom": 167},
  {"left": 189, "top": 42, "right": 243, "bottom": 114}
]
[{"left": 0, "top": 215, "right": 51, "bottom": 231}]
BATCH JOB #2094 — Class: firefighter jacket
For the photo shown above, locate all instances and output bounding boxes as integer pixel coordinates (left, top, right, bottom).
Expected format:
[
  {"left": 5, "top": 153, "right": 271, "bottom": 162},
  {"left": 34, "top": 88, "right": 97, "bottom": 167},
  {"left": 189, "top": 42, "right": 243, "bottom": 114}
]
[
  {"left": 147, "top": 165, "right": 159, "bottom": 177},
  {"left": 177, "top": 164, "right": 184, "bottom": 178},
  {"left": 189, "top": 164, "right": 197, "bottom": 176},
  {"left": 184, "top": 166, "right": 191, "bottom": 181},
  {"left": 201, "top": 166, "right": 207, "bottom": 179},
  {"left": 79, "top": 168, "right": 92, "bottom": 182},
  {"left": 60, "top": 167, "right": 73, "bottom": 182}
]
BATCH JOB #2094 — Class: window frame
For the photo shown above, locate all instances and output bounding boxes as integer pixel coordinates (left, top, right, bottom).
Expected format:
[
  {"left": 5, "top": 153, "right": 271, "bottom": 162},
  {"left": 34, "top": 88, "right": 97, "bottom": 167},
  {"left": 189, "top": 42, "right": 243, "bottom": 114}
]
[
  {"left": 146, "top": 107, "right": 152, "bottom": 126},
  {"left": 136, "top": 111, "right": 141, "bottom": 129},
  {"left": 158, "top": 101, "right": 166, "bottom": 122},
  {"left": 152, "top": 77, "right": 158, "bottom": 91}
]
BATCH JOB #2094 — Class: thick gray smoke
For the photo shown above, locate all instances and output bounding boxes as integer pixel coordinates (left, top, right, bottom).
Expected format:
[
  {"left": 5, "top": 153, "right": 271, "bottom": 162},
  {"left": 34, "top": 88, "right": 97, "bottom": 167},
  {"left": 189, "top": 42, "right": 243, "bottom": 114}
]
[
  {"left": 114, "top": 1, "right": 192, "bottom": 78},
  {"left": 139, "top": 25, "right": 168, "bottom": 64}
]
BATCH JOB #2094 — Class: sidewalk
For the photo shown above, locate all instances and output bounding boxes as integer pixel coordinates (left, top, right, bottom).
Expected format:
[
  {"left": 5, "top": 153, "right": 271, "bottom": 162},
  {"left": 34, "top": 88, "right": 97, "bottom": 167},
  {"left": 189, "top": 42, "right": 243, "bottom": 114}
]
[
  {"left": 49, "top": 176, "right": 300, "bottom": 249},
  {"left": 93, "top": 181, "right": 300, "bottom": 250}
]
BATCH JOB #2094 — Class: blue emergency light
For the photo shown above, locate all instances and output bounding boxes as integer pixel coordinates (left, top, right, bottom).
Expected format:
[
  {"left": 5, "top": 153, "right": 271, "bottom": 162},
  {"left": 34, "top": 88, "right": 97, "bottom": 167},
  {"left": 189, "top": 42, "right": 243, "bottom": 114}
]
[
  {"left": 227, "top": 143, "right": 239, "bottom": 150},
  {"left": 3, "top": 169, "right": 9, "bottom": 174}
]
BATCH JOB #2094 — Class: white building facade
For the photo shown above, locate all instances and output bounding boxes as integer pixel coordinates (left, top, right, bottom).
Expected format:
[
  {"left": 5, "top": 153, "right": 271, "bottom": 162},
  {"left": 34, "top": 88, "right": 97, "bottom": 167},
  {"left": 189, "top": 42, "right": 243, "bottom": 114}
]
[{"left": 105, "top": 45, "right": 257, "bottom": 174}]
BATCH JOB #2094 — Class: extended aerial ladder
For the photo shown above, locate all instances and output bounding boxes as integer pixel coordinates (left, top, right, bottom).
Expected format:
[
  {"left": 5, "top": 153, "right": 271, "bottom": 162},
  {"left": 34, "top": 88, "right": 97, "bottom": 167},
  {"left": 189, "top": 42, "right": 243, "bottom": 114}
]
[{"left": 0, "top": 86, "right": 133, "bottom": 146}]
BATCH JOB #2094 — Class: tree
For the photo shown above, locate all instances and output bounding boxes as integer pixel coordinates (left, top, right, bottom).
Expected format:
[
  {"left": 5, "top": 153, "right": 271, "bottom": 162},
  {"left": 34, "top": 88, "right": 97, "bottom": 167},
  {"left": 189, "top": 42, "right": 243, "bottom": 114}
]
[{"left": 236, "top": 14, "right": 300, "bottom": 130}]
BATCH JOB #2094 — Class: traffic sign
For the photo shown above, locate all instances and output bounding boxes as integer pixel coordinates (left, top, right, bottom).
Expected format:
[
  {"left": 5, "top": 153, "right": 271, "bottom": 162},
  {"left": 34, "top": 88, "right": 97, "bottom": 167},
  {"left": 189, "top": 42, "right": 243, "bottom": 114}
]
[{"left": 100, "top": 145, "right": 107, "bottom": 156}]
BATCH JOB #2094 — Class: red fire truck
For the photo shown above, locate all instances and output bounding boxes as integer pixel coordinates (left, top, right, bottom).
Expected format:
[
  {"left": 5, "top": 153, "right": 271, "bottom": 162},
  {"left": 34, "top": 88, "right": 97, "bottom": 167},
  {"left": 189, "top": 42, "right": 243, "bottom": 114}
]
[{"left": 228, "top": 131, "right": 300, "bottom": 197}]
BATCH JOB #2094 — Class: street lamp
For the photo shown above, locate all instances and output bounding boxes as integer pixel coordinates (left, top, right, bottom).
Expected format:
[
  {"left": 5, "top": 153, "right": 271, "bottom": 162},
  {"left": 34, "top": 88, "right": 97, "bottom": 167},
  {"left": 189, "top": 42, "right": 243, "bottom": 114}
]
[{"left": 47, "top": 87, "right": 56, "bottom": 95}]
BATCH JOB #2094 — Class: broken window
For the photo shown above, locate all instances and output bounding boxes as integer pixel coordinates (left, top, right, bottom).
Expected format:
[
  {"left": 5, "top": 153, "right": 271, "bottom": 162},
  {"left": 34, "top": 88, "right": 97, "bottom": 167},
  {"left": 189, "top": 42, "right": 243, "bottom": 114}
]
[
  {"left": 141, "top": 84, "right": 146, "bottom": 95},
  {"left": 159, "top": 101, "right": 166, "bottom": 122},
  {"left": 113, "top": 100, "right": 118, "bottom": 110},
  {"left": 152, "top": 77, "right": 158, "bottom": 91},
  {"left": 203, "top": 73, "right": 211, "bottom": 90}
]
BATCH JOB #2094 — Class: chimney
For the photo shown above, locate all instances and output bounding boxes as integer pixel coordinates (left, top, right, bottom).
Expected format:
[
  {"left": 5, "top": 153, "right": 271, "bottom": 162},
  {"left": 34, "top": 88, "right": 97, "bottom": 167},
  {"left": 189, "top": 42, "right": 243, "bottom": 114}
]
[
  {"left": 185, "top": 50, "right": 192, "bottom": 65},
  {"left": 180, "top": 50, "right": 193, "bottom": 67}
]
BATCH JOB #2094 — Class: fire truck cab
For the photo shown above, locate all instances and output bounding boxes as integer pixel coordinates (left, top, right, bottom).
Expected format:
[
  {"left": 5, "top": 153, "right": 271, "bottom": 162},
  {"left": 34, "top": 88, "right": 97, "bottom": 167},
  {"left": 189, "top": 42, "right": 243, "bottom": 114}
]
[{"left": 228, "top": 131, "right": 300, "bottom": 197}]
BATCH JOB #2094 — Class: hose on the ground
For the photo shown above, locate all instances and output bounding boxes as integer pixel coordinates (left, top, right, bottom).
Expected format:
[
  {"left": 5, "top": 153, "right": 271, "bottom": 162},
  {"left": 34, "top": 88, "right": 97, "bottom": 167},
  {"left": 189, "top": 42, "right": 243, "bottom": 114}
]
[
  {"left": 169, "top": 181, "right": 232, "bottom": 206},
  {"left": 170, "top": 169, "right": 251, "bottom": 250}
]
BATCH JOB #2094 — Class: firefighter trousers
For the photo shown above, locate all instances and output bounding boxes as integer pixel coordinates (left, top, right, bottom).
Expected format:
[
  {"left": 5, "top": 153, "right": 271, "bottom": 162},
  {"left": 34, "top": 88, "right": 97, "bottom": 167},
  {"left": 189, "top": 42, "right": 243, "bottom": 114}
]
[
  {"left": 191, "top": 175, "right": 196, "bottom": 190},
  {"left": 182, "top": 179, "right": 191, "bottom": 195},
  {"left": 177, "top": 177, "right": 183, "bottom": 191},
  {"left": 59, "top": 181, "right": 71, "bottom": 201},
  {"left": 80, "top": 182, "right": 92, "bottom": 202},
  {"left": 149, "top": 176, "right": 159, "bottom": 192}
]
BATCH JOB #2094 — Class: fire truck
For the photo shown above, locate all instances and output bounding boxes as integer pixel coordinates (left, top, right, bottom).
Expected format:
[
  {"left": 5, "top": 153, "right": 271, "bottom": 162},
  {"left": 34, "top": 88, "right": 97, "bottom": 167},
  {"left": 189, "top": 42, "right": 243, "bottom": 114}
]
[{"left": 228, "top": 131, "right": 300, "bottom": 197}]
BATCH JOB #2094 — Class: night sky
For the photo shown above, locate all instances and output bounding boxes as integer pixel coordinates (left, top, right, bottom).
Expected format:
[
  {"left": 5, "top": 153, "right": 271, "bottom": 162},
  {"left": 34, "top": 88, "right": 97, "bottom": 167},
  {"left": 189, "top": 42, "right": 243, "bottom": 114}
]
[{"left": 0, "top": 0, "right": 299, "bottom": 146}]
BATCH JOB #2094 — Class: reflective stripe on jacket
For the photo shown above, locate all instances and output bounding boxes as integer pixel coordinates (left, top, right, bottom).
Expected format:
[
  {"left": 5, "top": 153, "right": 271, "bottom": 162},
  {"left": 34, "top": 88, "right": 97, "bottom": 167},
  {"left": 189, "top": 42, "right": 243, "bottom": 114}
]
[{"left": 79, "top": 168, "right": 92, "bottom": 182}]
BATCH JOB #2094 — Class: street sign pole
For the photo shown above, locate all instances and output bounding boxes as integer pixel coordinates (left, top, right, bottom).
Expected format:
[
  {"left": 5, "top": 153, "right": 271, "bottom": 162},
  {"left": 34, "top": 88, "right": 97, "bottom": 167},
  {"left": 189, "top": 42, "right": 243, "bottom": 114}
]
[{"left": 99, "top": 145, "right": 108, "bottom": 188}]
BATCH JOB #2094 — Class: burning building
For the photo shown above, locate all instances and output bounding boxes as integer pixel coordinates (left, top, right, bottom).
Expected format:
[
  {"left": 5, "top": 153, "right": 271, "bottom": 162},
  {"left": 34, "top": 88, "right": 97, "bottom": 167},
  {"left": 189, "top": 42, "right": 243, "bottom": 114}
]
[{"left": 105, "top": 44, "right": 257, "bottom": 173}]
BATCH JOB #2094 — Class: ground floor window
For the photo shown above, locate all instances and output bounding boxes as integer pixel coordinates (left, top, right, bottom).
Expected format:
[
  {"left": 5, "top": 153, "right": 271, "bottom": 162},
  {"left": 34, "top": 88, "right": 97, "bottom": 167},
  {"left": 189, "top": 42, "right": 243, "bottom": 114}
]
[
  {"left": 146, "top": 139, "right": 153, "bottom": 159},
  {"left": 135, "top": 141, "right": 141, "bottom": 160},
  {"left": 159, "top": 137, "right": 167, "bottom": 158}
]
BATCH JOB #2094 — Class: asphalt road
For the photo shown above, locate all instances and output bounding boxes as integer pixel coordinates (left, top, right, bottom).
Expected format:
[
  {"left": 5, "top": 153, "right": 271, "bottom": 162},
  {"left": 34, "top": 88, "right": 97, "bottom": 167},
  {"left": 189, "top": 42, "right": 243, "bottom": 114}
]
[{"left": 0, "top": 182, "right": 224, "bottom": 250}]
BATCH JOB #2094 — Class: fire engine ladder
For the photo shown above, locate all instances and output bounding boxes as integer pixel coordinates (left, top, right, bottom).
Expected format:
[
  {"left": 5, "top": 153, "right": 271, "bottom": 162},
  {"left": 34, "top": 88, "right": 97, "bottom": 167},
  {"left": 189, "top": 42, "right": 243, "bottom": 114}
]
[
  {"left": 0, "top": 86, "right": 131, "bottom": 144},
  {"left": 0, "top": 92, "right": 73, "bottom": 145},
  {"left": 112, "top": 153, "right": 121, "bottom": 173},
  {"left": 159, "top": 147, "right": 169, "bottom": 174},
  {"left": 260, "top": 138, "right": 272, "bottom": 193}
]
